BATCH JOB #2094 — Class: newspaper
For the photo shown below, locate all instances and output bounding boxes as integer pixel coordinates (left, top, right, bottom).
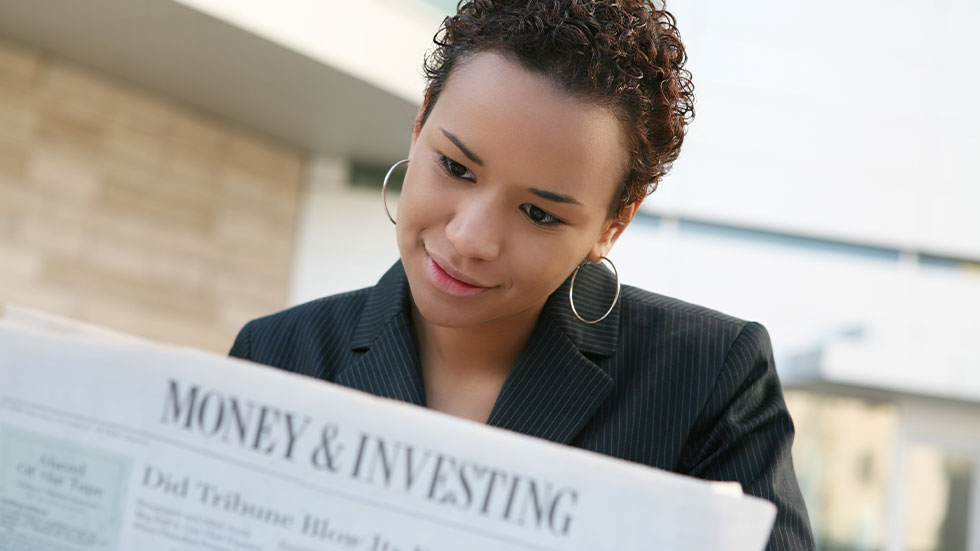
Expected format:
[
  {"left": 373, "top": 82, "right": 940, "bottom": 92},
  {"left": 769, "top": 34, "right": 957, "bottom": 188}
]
[{"left": 0, "top": 308, "right": 776, "bottom": 551}]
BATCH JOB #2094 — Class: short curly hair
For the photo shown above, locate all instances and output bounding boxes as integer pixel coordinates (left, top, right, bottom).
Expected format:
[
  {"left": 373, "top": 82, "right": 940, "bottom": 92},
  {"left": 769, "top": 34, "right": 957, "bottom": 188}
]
[{"left": 420, "top": 0, "right": 695, "bottom": 219}]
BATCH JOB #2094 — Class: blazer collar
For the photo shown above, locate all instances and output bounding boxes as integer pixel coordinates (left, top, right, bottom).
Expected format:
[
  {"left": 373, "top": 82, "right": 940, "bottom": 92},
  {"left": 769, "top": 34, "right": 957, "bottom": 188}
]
[
  {"left": 338, "top": 261, "right": 426, "bottom": 405},
  {"left": 350, "top": 261, "right": 621, "bottom": 356},
  {"left": 338, "top": 261, "right": 621, "bottom": 443},
  {"left": 539, "top": 260, "right": 621, "bottom": 358},
  {"left": 349, "top": 261, "right": 413, "bottom": 351}
]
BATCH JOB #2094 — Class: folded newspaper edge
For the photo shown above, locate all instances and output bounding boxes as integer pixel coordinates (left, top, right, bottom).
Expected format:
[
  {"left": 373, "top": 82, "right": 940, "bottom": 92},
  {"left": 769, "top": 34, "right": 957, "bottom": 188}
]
[
  {"left": 2, "top": 304, "right": 149, "bottom": 343},
  {"left": 0, "top": 307, "right": 776, "bottom": 551}
]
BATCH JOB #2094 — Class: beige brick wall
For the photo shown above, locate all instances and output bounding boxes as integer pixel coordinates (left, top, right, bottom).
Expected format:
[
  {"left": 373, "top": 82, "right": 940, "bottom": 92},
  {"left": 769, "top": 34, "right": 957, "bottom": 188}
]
[{"left": 0, "top": 37, "right": 305, "bottom": 353}]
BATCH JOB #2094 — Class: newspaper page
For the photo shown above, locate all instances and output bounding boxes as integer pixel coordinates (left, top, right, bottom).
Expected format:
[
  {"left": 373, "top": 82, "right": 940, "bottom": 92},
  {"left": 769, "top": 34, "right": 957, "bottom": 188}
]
[{"left": 0, "top": 312, "right": 776, "bottom": 551}]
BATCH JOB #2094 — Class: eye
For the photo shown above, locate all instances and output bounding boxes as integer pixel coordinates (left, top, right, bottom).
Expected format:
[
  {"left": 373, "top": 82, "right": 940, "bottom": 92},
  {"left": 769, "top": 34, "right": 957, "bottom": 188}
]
[
  {"left": 520, "top": 204, "right": 563, "bottom": 226},
  {"left": 437, "top": 154, "right": 475, "bottom": 181}
]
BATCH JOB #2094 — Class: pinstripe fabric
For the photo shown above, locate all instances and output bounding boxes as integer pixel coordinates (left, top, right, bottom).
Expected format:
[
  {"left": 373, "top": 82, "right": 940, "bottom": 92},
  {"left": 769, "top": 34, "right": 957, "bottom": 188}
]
[{"left": 230, "top": 261, "right": 815, "bottom": 550}]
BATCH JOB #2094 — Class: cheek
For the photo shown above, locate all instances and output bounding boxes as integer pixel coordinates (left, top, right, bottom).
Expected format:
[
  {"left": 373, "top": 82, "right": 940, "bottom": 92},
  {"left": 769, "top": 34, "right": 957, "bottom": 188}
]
[
  {"left": 399, "top": 169, "right": 438, "bottom": 221},
  {"left": 395, "top": 169, "right": 454, "bottom": 247},
  {"left": 509, "top": 237, "right": 583, "bottom": 291}
]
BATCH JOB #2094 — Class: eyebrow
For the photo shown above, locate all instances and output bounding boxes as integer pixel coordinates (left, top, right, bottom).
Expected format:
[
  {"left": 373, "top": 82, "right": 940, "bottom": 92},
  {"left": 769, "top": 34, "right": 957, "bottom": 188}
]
[
  {"left": 440, "top": 128, "right": 484, "bottom": 166},
  {"left": 440, "top": 127, "right": 581, "bottom": 206},
  {"left": 529, "top": 187, "right": 583, "bottom": 206}
]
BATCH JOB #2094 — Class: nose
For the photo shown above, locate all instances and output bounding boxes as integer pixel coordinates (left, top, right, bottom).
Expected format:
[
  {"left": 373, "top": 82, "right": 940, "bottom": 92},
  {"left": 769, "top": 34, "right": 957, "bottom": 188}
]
[{"left": 445, "top": 197, "right": 502, "bottom": 261}]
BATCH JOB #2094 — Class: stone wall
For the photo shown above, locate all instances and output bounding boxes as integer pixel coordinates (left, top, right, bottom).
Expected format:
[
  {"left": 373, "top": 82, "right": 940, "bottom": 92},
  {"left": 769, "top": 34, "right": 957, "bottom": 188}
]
[{"left": 0, "top": 37, "right": 305, "bottom": 353}]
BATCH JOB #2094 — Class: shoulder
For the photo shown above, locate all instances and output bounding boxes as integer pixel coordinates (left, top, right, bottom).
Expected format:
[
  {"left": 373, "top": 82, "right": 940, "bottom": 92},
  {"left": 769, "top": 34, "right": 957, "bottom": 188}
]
[
  {"left": 617, "top": 284, "right": 756, "bottom": 347},
  {"left": 609, "top": 284, "right": 774, "bottom": 411},
  {"left": 229, "top": 287, "right": 372, "bottom": 375},
  {"left": 601, "top": 288, "right": 812, "bottom": 548}
]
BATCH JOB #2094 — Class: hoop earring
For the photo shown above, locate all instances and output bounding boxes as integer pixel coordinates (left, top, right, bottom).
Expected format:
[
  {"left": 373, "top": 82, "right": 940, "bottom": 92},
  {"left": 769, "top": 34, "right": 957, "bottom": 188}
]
[
  {"left": 569, "top": 256, "right": 620, "bottom": 324},
  {"left": 382, "top": 159, "right": 409, "bottom": 225}
]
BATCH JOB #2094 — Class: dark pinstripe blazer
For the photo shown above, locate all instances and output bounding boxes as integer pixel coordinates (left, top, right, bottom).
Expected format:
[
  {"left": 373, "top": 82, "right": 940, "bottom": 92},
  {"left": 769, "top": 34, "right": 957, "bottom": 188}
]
[{"left": 230, "top": 261, "right": 814, "bottom": 550}]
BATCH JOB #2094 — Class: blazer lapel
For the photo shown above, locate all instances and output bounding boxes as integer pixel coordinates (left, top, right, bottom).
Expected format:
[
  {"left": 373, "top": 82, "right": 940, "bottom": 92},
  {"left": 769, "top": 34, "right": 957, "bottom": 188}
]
[
  {"left": 335, "top": 260, "right": 622, "bottom": 441},
  {"left": 334, "top": 262, "right": 426, "bottom": 406},
  {"left": 487, "top": 262, "right": 621, "bottom": 444}
]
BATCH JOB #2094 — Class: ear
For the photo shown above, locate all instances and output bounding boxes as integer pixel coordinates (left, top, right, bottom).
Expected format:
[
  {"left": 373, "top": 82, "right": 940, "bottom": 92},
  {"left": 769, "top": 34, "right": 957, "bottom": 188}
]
[{"left": 587, "top": 202, "right": 641, "bottom": 263}]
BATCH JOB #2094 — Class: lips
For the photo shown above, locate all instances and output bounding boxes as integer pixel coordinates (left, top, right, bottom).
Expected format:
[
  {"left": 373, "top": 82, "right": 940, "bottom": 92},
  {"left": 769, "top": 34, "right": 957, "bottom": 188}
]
[{"left": 424, "top": 253, "right": 490, "bottom": 298}]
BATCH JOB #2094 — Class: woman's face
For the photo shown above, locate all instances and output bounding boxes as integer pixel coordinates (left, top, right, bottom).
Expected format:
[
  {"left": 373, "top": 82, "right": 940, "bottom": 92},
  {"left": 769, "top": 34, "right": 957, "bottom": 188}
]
[{"left": 397, "top": 51, "right": 635, "bottom": 329}]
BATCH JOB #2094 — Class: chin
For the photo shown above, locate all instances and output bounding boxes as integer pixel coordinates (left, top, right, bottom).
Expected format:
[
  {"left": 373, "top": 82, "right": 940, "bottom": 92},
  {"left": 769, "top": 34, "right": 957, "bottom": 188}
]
[
  {"left": 409, "top": 287, "right": 492, "bottom": 329},
  {"left": 416, "top": 309, "right": 477, "bottom": 329}
]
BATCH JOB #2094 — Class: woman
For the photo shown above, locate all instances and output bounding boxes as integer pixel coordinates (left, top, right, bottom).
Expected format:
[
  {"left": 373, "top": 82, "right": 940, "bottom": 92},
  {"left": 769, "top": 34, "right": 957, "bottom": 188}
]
[{"left": 231, "top": 1, "right": 815, "bottom": 548}]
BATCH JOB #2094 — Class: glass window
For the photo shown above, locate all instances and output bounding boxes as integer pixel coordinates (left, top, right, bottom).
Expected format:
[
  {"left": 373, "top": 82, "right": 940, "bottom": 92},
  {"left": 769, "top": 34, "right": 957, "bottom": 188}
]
[
  {"left": 903, "top": 443, "right": 972, "bottom": 551},
  {"left": 785, "top": 391, "right": 897, "bottom": 551}
]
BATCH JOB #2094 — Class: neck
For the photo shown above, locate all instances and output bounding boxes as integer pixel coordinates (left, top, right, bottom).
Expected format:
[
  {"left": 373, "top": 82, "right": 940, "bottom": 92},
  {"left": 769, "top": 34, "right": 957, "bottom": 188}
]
[{"left": 411, "top": 302, "right": 544, "bottom": 377}]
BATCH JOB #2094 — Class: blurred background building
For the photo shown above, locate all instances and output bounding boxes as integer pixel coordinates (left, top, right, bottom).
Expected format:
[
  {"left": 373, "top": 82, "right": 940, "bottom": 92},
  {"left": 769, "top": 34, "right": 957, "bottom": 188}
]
[{"left": 0, "top": 1, "right": 977, "bottom": 549}]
